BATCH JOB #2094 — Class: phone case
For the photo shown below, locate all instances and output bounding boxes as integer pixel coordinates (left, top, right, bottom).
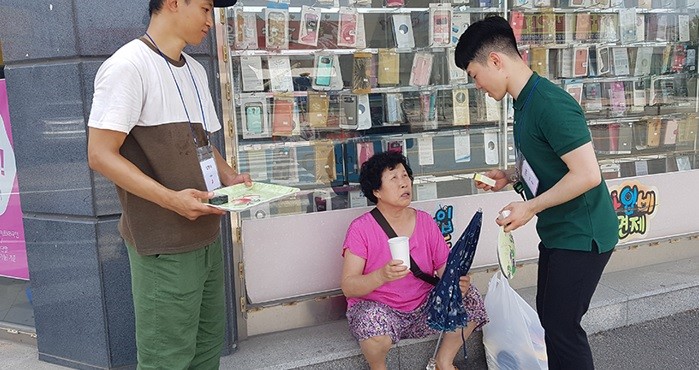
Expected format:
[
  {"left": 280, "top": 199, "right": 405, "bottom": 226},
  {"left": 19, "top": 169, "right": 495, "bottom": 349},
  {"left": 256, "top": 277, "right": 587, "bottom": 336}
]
[
  {"left": 609, "top": 81, "right": 627, "bottom": 116},
  {"left": 234, "top": 8, "right": 258, "bottom": 50},
  {"left": 356, "top": 94, "right": 372, "bottom": 130},
  {"left": 313, "top": 54, "right": 334, "bottom": 88},
  {"left": 338, "top": 8, "right": 358, "bottom": 47},
  {"left": 597, "top": 46, "right": 611, "bottom": 75},
  {"left": 409, "top": 52, "right": 433, "bottom": 86},
  {"left": 633, "top": 80, "right": 647, "bottom": 108},
  {"left": 384, "top": 93, "right": 404, "bottom": 125},
  {"left": 266, "top": 10, "right": 289, "bottom": 50},
  {"left": 430, "top": 5, "right": 451, "bottom": 46},
  {"left": 392, "top": 14, "right": 415, "bottom": 48},
  {"left": 663, "top": 119, "right": 679, "bottom": 146},
  {"left": 483, "top": 132, "right": 499, "bottom": 165},
  {"left": 352, "top": 52, "right": 372, "bottom": 94},
  {"left": 298, "top": 6, "right": 320, "bottom": 46},
  {"left": 267, "top": 56, "right": 294, "bottom": 92},
  {"left": 584, "top": 83, "right": 603, "bottom": 111},
  {"left": 647, "top": 118, "right": 662, "bottom": 147},
  {"left": 510, "top": 11, "right": 524, "bottom": 43},
  {"left": 340, "top": 95, "right": 358, "bottom": 130},
  {"left": 565, "top": 83, "right": 584, "bottom": 105},
  {"left": 241, "top": 98, "right": 270, "bottom": 139},
  {"left": 384, "top": 139, "right": 405, "bottom": 154},
  {"left": 240, "top": 56, "right": 264, "bottom": 92},
  {"left": 573, "top": 47, "right": 588, "bottom": 77},
  {"left": 575, "top": 13, "right": 591, "bottom": 41},
  {"left": 451, "top": 12, "right": 471, "bottom": 46},
  {"left": 272, "top": 96, "right": 295, "bottom": 137},
  {"left": 452, "top": 89, "right": 470, "bottom": 126},
  {"left": 357, "top": 141, "right": 376, "bottom": 168},
  {"left": 314, "top": 141, "right": 336, "bottom": 184},
  {"left": 307, "top": 91, "right": 329, "bottom": 128},
  {"left": 634, "top": 47, "right": 653, "bottom": 76},
  {"left": 613, "top": 47, "right": 630, "bottom": 76},
  {"left": 378, "top": 49, "right": 400, "bottom": 86},
  {"left": 245, "top": 103, "right": 264, "bottom": 134}
]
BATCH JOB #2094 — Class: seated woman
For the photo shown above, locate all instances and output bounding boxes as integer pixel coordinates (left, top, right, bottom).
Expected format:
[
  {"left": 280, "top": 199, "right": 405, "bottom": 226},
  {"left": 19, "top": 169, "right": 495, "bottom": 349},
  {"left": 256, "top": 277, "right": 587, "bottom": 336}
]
[{"left": 341, "top": 151, "right": 488, "bottom": 370}]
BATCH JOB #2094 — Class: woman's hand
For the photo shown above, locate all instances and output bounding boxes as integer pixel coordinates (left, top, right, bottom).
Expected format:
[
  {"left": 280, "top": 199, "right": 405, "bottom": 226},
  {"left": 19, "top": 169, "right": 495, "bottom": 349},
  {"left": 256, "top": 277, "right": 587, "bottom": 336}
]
[
  {"left": 376, "top": 259, "right": 410, "bottom": 283},
  {"left": 459, "top": 275, "right": 471, "bottom": 297}
]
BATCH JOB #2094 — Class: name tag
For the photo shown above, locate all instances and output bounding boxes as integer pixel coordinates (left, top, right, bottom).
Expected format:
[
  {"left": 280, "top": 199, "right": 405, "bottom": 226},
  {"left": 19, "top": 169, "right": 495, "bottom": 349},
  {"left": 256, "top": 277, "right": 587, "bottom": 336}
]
[
  {"left": 197, "top": 145, "right": 221, "bottom": 192},
  {"left": 521, "top": 158, "right": 539, "bottom": 197}
]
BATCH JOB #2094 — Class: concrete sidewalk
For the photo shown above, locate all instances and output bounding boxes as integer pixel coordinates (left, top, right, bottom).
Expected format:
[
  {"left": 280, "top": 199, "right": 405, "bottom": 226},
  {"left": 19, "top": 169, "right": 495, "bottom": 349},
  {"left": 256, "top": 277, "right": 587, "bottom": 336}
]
[{"left": 2, "top": 255, "right": 698, "bottom": 369}]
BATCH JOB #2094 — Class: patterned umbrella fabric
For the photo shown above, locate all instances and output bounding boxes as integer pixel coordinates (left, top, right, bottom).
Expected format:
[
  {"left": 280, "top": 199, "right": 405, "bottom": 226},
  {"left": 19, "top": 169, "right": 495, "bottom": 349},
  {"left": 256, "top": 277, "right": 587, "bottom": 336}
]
[{"left": 426, "top": 210, "right": 483, "bottom": 331}]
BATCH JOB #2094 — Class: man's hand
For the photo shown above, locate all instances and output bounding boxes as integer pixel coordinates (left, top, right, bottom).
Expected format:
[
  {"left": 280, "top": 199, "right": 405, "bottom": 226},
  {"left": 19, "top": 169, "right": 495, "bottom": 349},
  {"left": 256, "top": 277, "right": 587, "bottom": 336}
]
[
  {"left": 229, "top": 173, "right": 253, "bottom": 187},
  {"left": 475, "top": 169, "right": 510, "bottom": 192},
  {"left": 165, "top": 188, "right": 226, "bottom": 220},
  {"left": 496, "top": 201, "right": 536, "bottom": 232}
]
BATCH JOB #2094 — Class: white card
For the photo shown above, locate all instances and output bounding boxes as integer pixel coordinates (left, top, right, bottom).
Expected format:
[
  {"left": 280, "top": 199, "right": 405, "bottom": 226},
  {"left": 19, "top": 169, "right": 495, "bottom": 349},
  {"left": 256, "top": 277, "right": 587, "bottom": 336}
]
[
  {"left": 267, "top": 56, "right": 294, "bottom": 92},
  {"left": 454, "top": 135, "right": 471, "bottom": 163},
  {"left": 349, "top": 189, "right": 367, "bottom": 208},
  {"left": 521, "top": 158, "right": 539, "bottom": 196},
  {"left": 415, "top": 182, "right": 438, "bottom": 201},
  {"left": 679, "top": 15, "right": 690, "bottom": 42},
  {"left": 635, "top": 160, "right": 649, "bottom": 176},
  {"left": 418, "top": 136, "right": 435, "bottom": 166},
  {"left": 240, "top": 56, "right": 264, "bottom": 92},
  {"left": 199, "top": 156, "right": 221, "bottom": 192}
]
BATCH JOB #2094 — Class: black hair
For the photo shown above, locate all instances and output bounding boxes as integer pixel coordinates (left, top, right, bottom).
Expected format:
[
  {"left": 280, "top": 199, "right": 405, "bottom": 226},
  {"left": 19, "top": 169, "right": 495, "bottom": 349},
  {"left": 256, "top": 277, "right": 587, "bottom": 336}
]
[
  {"left": 359, "top": 151, "right": 413, "bottom": 204},
  {"left": 149, "top": 0, "right": 191, "bottom": 16},
  {"left": 454, "top": 15, "right": 520, "bottom": 71}
]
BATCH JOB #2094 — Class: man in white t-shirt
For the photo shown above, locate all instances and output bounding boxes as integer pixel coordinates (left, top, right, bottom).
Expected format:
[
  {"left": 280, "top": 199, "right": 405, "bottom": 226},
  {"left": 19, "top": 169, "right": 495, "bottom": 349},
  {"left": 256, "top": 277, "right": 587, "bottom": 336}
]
[{"left": 87, "top": 1, "right": 247, "bottom": 368}]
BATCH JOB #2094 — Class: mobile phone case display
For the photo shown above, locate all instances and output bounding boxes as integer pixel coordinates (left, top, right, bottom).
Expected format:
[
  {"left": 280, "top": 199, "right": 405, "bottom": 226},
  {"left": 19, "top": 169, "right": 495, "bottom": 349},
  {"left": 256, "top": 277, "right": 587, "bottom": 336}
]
[
  {"left": 508, "top": 1, "right": 699, "bottom": 179},
  {"left": 222, "top": 1, "right": 510, "bottom": 214}
]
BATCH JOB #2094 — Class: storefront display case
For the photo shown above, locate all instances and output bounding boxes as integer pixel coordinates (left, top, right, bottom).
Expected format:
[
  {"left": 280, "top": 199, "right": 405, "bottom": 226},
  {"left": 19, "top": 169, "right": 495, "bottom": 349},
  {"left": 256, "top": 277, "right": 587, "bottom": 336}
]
[{"left": 214, "top": 1, "right": 699, "bottom": 338}]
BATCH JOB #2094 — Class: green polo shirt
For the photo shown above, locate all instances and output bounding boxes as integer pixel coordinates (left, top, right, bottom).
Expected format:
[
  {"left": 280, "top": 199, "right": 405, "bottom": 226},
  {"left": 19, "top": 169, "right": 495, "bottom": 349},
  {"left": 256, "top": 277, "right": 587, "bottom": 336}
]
[{"left": 513, "top": 73, "right": 618, "bottom": 253}]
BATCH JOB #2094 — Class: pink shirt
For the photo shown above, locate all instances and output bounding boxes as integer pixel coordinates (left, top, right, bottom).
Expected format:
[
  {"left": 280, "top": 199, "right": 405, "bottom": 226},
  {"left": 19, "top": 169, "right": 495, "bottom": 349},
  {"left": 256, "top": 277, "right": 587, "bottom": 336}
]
[{"left": 342, "top": 209, "right": 449, "bottom": 312}]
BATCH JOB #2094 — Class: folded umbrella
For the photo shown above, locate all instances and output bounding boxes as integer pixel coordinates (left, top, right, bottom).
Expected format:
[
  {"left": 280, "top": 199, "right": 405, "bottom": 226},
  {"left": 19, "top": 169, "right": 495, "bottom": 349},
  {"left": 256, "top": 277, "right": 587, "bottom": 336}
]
[{"left": 425, "top": 209, "right": 482, "bottom": 369}]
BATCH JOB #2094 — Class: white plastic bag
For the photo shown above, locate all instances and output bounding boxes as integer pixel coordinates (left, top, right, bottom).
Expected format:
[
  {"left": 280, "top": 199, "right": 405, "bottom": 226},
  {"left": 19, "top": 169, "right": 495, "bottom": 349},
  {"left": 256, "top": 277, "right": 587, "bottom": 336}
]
[{"left": 482, "top": 272, "right": 548, "bottom": 370}]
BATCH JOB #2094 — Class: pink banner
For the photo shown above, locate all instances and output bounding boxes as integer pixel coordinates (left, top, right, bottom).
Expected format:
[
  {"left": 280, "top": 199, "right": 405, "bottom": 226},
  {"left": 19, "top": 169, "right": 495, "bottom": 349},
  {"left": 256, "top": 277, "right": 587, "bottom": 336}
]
[{"left": 0, "top": 79, "right": 29, "bottom": 280}]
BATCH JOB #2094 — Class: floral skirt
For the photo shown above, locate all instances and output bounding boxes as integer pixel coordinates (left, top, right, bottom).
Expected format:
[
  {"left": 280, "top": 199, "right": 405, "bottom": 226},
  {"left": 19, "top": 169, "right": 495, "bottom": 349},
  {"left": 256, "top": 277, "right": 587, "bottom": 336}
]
[{"left": 346, "top": 284, "right": 488, "bottom": 344}]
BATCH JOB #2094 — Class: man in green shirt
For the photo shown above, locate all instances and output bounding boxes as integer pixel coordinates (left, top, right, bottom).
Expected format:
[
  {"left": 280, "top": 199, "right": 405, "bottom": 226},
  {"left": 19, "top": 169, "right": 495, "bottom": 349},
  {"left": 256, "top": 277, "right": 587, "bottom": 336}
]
[{"left": 455, "top": 16, "right": 618, "bottom": 369}]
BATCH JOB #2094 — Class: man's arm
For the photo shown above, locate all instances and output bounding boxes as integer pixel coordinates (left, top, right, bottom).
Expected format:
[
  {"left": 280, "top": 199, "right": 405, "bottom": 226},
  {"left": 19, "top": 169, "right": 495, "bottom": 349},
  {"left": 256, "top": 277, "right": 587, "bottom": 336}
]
[
  {"left": 87, "top": 127, "right": 225, "bottom": 220},
  {"left": 499, "top": 142, "right": 602, "bottom": 232},
  {"left": 212, "top": 147, "right": 252, "bottom": 187}
]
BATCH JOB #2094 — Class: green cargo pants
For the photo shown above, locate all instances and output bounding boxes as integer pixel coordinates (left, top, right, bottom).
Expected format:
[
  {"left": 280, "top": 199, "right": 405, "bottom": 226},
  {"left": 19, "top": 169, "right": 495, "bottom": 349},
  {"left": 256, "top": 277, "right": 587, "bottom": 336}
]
[{"left": 126, "top": 238, "right": 225, "bottom": 370}]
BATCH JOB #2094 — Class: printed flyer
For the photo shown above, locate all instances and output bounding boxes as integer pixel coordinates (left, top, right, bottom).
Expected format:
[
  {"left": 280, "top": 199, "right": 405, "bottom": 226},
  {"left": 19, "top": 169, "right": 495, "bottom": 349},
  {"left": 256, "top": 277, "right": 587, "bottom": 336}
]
[{"left": 208, "top": 182, "right": 300, "bottom": 212}]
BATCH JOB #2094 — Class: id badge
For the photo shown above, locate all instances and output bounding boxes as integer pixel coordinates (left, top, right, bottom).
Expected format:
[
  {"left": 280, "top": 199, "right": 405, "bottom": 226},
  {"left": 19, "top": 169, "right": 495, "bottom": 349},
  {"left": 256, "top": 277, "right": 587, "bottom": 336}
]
[
  {"left": 197, "top": 145, "right": 221, "bottom": 192},
  {"left": 521, "top": 158, "right": 539, "bottom": 197}
]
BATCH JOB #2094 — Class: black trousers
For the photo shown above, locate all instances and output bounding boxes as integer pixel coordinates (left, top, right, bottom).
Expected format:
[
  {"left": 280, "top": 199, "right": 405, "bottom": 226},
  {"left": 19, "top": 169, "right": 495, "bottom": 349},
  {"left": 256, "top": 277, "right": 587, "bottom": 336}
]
[{"left": 536, "top": 241, "right": 613, "bottom": 370}]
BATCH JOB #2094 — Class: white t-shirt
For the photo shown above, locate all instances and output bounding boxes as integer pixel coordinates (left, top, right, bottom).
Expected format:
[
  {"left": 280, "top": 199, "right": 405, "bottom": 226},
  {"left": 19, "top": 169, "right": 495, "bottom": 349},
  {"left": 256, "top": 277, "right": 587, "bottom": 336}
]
[{"left": 88, "top": 38, "right": 221, "bottom": 134}]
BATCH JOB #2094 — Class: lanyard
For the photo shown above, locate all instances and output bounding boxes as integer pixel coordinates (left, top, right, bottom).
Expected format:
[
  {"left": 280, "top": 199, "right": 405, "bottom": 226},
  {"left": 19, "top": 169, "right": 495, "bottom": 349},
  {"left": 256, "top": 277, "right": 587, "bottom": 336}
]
[
  {"left": 513, "top": 75, "right": 541, "bottom": 149},
  {"left": 145, "top": 33, "right": 210, "bottom": 148},
  {"left": 513, "top": 76, "right": 541, "bottom": 201}
]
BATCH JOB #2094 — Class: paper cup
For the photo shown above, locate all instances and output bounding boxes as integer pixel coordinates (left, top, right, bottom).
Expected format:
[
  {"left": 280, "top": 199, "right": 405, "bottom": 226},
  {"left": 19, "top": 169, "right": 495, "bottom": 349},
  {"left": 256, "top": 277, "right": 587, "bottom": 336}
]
[{"left": 388, "top": 236, "right": 411, "bottom": 268}]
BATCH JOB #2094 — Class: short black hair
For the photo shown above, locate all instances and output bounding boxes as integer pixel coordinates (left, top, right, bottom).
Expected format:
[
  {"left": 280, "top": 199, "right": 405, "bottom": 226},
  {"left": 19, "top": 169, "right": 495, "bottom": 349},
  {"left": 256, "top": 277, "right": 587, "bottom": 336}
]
[
  {"left": 359, "top": 151, "right": 413, "bottom": 204},
  {"left": 149, "top": 0, "right": 191, "bottom": 16},
  {"left": 454, "top": 15, "right": 520, "bottom": 71}
]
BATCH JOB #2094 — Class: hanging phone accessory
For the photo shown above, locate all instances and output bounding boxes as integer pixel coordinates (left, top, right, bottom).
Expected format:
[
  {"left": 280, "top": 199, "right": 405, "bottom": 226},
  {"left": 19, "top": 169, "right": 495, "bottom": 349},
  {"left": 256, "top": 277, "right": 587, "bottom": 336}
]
[{"left": 298, "top": 5, "right": 321, "bottom": 47}]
